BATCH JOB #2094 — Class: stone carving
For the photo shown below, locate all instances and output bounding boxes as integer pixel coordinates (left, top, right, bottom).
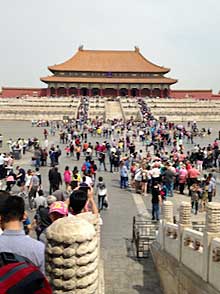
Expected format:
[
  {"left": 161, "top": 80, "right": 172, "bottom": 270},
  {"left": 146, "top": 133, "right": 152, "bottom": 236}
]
[
  {"left": 46, "top": 217, "right": 98, "bottom": 293},
  {"left": 212, "top": 247, "right": 220, "bottom": 262},
  {"left": 162, "top": 201, "right": 173, "bottom": 223},
  {"left": 179, "top": 202, "right": 191, "bottom": 225},
  {"left": 206, "top": 203, "right": 220, "bottom": 233}
]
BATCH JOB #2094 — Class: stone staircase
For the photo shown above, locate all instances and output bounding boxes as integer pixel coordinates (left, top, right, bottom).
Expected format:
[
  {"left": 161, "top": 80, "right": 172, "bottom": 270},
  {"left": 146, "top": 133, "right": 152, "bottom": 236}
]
[{"left": 105, "top": 101, "right": 124, "bottom": 121}]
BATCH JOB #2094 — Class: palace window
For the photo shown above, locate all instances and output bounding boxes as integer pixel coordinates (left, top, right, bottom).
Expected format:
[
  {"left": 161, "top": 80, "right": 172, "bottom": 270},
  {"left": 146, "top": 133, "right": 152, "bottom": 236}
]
[{"left": 106, "top": 72, "right": 112, "bottom": 77}]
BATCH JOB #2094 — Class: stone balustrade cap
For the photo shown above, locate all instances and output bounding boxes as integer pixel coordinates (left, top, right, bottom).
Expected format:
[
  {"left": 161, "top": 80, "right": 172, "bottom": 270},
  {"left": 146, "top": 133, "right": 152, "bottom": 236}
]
[
  {"left": 163, "top": 201, "right": 173, "bottom": 206},
  {"left": 207, "top": 202, "right": 220, "bottom": 210},
  {"left": 46, "top": 217, "right": 96, "bottom": 244}
]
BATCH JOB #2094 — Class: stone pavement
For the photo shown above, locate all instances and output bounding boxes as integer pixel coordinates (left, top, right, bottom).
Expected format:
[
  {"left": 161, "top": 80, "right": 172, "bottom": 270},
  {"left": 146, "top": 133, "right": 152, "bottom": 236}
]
[
  {"left": 100, "top": 171, "right": 162, "bottom": 294},
  {"left": 0, "top": 121, "right": 163, "bottom": 294},
  {"left": 1, "top": 120, "right": 220, "bottom": 293}
]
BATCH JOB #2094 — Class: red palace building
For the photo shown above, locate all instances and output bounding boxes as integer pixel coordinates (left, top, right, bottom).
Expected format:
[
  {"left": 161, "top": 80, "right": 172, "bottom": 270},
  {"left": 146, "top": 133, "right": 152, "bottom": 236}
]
[{"left": 40, "top": 46, "right": 177, "bottom": 97}]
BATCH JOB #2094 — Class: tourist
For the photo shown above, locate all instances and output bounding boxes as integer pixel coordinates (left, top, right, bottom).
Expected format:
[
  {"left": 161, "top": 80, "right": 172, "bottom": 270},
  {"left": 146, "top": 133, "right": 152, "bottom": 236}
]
[
  {"left": 0, "top": 196, "right": 45, "bottom": 273},
  {"left": 48, "top": 166, "right": 62, "bottom": 194},
  {"left": 96, "top": 176, "right": 108, "bottom": 212},
  {"left": 63, "top": 166, "right": 72, "bottom": 189},
  {"left": 190, "top": 182, "right": 201, "bottom": 214},
  {"left": 162, "top": 163, "right": 176, "bottom": 197},
  {"left": 5, "top": 170, "right": 16, "bottom": 192},
  {"left": 38, "top": 200, "right": 68, "bottom": 243},
  {"left": 178, "top": 164, "right": 188, "bottom": 195},
  {"left": 16, "top": 165, "right": 26, "bottom": 195},
  {"left": 0, "top": 153, "right": 6, "bottom": 180},
  {"left": 28, "top": 170, "right": 40, "bottom": 210},
  {"left": 98, "top": 151, "right": 107, "bottom": 171},
  {"left": 119, "top": 160, "right": 128, "bottom": 189},
  {"left": 207, "top": 173, "right": 216, "bottom": 202},
  {"left": 68, "top": 187, "right": 98, "bottom": 215},
  {"left": 151, "top": 181, "right": 161, "bottom": 221}
]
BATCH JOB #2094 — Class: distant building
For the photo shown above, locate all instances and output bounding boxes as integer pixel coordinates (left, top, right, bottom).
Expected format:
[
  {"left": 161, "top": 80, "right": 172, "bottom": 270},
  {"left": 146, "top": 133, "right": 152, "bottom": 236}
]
[{"left": 40, "top": 46, "right": 177, "bottom": 97}]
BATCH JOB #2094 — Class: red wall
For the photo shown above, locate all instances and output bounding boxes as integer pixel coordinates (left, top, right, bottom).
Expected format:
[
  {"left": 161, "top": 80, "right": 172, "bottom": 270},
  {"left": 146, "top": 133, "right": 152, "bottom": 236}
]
[
  {"left": 170, "top": 90, "right": 213, "bottom": 99},
  {"left": 0, "top": 87, "right": 47, "bottom": 98}
]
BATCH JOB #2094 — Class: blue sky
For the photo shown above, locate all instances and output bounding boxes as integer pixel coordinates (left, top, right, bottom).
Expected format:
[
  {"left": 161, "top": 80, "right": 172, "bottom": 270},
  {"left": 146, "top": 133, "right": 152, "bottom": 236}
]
[{"left": 0, "top": 0, "right": 220, "bottom": 92}]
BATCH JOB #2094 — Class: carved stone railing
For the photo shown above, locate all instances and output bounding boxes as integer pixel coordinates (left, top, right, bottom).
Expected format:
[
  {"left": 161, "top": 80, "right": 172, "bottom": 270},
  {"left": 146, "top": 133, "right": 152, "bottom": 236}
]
[
  {"left": 182, "top": 228, "right": 204, "bottom": 277},
  {"left": 209, "top": 238, "right": 220, "bottom": 291},
  {"left": 156, "top": 201, "right": 220, "bottom": 291}
]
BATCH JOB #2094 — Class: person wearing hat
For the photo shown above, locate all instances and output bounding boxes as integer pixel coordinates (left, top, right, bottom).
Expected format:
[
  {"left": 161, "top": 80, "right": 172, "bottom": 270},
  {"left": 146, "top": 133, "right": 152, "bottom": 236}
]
[
  {"left": 49, "top": 201, "right": 68, "bottom": 222},
  {"left": 38, "top": 200, "right": 68, "bottom": 243}
]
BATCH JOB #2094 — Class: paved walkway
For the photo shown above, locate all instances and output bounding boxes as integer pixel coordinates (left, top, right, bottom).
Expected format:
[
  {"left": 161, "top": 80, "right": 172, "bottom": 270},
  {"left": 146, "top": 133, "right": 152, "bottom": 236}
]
[
  {"left": 1, "top": 120, "right": 220, "bottom": 294},
  {"left": 100, "top": 171, "right": 162, "bottom": 294}
]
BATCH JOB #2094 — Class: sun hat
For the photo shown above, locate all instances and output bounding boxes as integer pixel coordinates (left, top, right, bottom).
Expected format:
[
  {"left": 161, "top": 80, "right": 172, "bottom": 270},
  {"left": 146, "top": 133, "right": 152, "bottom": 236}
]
[{"left": 49, "top": 201, "right": 68, "bottom": 216}]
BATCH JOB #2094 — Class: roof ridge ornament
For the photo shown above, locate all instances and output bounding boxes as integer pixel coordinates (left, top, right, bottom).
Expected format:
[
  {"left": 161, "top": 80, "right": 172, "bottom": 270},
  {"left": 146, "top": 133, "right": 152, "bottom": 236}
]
[
  {"left": 78, "top": 45, "right": 84, "bottom": 51},
  {"left": 134, "top": 46, "right": 140, "bottom": 52}
]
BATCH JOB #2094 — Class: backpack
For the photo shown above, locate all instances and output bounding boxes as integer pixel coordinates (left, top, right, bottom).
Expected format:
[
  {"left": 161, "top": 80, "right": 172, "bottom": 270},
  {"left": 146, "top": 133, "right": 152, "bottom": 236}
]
[{"left": 0, "top": 252, "right": 52, "bottom": 294}]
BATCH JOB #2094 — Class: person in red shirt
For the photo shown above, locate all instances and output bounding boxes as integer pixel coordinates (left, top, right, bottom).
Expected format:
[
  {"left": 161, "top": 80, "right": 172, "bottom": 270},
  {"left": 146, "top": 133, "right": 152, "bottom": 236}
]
[{"left": 187, "top": 165, "right": 200, "bottom": 195}]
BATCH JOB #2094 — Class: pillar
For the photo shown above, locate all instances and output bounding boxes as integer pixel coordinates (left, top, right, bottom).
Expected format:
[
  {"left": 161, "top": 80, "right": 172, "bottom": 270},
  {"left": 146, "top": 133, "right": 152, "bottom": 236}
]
[
  {"left": 160, "top": 89, "right": 163, "bottom": 98},
  {"left": 55, "top": 88, "right": 58, "bottom": 97},
  {"left": 116, "top": 88, "right": 120, "bottom": 97},
  {"left": 178, "top": 201, "right": 192, "bottom": 262},
  {"left": 159, "top": 201, "right": 174, "bottom": 249},
  {"left": 46, "top": 217, "right": 99, "bottom": 293},
  {"left": 47, "top": 88, "right": 51, "bottom": 97},
  {"left": 203, "top": 202, "right": 220, "bottom": 281},
  {"left": 88, "top": 88, "right": 92, "bottom": 97},
  {"left": 162, "top": 201, "right": 174, "bottom": 223},
  {"left": 77, "top": 88, "right": 80, "bottom": 96},
  {"left": 100, "top": 88, "right": 103, "bottom": 97},
  {"left": 128, "top": 89, "right": 131, "bottom": 97},
  {"left": 150, "top": 89, "right": 153, "bottom": 97},
  {"left": 139, "top": 89, "right": 142, "bottom": 97},
  {"left": 66, "top": 88, "right": 69, "bottom": 97}
]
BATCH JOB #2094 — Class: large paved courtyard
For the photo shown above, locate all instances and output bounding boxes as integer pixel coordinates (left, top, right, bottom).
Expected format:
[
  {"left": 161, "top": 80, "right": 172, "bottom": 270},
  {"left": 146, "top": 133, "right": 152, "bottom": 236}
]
[{"left": 1, "top": 120, "right": 220, "bottom": 293}]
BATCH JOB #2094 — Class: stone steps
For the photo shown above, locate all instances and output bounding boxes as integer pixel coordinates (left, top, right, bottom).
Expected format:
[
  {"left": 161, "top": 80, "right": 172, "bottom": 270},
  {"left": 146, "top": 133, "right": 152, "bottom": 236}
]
[{"left": 105, "top": 101, "right": 124, "bottom": 120}]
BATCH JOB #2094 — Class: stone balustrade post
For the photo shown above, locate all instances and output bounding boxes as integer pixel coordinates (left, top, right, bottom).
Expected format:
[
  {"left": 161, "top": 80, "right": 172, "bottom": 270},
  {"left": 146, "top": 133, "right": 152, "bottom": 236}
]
[
  {"left": 179, "top": 201, "right": 192, "bottom": 262},
  {"left": 46, "top": 217, "right": 99, "bottom": 294},
  {"left": 162, "top": 200, "right": 174, "bottom": 223},
  {"left": 159, "top": 201, "right": 174, "bottom": 249},
  {"left": 203, "top": 202, "right": 220, "bottom": 281}
]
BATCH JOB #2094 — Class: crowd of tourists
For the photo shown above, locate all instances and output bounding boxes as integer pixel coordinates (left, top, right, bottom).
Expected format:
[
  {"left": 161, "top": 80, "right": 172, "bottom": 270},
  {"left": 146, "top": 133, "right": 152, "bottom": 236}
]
[{"left": 0, "top": 96, "right": 219, "bottom": 292}]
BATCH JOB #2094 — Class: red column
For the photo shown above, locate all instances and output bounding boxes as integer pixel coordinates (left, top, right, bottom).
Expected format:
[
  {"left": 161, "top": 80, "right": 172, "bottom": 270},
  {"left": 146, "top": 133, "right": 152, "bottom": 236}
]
[
  {"left": 160, "top": 89, "right": 163, "bottom": 98},
  {"left": 139, "top": 89, "right": 142, "bottom": 97},
  {"left": 47, "top": 88, "right": 50, "bottom": 97},
  {"left": 66, "top": 88, "right": 69, "bottom": 97},
  {"left": 128, "top": 89, "right": 131, "bottom": 97},
  {"left": 150, "top": 89, "right": 153, "bottom": 97},
  {"left": 88, "top": 89, "right": 92, "bottom": 97},
  {"left": 117, "top": 89, "right": 120, "bottom": 96},
  {"left": 100, "top": 89, "right": 103, "bottom": 96},
  {"left": 77, "top": 88, "right": 80, "bottom": 96},
  {"left": 55, "top": 88, "right": 58, "bottom": 97}
]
